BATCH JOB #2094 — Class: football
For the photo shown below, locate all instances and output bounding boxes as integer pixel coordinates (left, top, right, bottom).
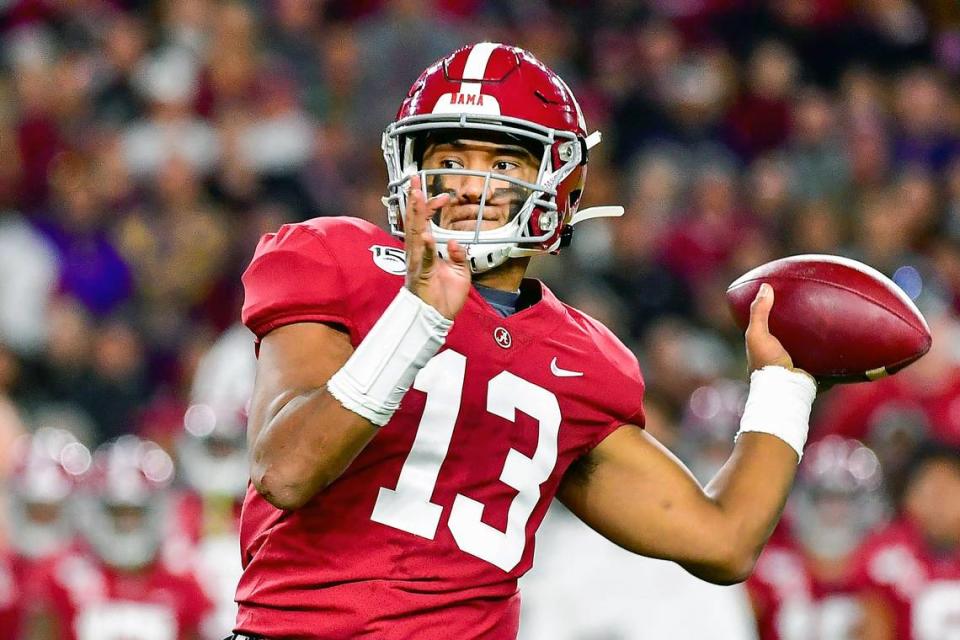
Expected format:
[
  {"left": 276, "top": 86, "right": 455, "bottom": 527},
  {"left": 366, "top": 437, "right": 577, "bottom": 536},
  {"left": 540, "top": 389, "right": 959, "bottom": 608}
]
[{"left": 726, "top": 255, "right": 932, "bottom": 383}]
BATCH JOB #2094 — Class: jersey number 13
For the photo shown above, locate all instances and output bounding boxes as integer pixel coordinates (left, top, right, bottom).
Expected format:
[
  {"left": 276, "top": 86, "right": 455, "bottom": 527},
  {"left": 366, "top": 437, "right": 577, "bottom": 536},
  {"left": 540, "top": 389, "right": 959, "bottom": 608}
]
[{"left": 370, "top": 349, "right": 561, "bottom": 572}]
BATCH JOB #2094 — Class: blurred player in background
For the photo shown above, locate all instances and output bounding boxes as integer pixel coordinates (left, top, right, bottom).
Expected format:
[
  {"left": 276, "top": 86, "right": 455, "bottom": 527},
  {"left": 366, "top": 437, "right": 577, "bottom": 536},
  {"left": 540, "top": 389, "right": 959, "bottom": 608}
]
[
  {"left": 0, "top": 545, "right": 21, "bottom": 636},
  {"left": 32, "top": 435, "right": 212, "bottom": 640},
  {"left": 172, "top": 323, "right": 255, "bottom": 639},
  {"left": 3, "top": 428, "right": 89, "bottom": 639},
  {"left": 233, "top": 42, "right": 818, "bottom": 639},
  {"left": 748, "top": 437, "right": 888, "bottom": 640},
  {"left": 851, "top": 442, "right": 960, "bottom": 640},
  {"left": 518, "top": 379, "right": 759, "bottom": 640}
]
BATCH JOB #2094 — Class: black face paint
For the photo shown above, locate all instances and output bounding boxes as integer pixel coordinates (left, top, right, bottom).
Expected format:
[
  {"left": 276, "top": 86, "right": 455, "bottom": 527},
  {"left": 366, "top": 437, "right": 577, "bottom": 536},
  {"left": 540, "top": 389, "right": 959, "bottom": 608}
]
[
  {"left": 496, "top": 186, "right": 528, "bottom": 221},
  {"left": 427, "top": 174, "right": 531, "bottom": 226},
  {"left": 428, "top": 174, "right": 452, "bottom": 200}
]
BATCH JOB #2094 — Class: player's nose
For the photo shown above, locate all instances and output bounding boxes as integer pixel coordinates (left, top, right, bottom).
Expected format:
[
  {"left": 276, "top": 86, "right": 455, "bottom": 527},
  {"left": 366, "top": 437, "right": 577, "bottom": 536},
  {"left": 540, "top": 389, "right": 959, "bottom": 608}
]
[{"left": 456, "top": 172, "right": 494, "bottom": 203}]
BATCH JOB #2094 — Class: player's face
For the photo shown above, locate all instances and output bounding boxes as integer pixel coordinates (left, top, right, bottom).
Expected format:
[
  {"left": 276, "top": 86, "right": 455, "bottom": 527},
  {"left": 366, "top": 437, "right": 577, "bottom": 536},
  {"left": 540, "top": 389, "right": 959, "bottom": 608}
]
[
  {"left": 904, "top": 459, "right": 960, "bottom": 545},
  {"left": 421, "top": 139, "right": 540, "bottom": 232},
  {"left": 107, "top": 503, "right": 148, "bottom": 534}
]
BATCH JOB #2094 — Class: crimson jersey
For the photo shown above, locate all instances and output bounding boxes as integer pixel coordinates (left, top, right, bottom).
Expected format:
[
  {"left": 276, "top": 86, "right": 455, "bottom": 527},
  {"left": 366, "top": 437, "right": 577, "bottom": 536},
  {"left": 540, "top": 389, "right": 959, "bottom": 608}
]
[
  {"left": 164, "top": 491, "right": 243, "bottom": 640},
  {"left": 748, "top": 535, "right": 861, "bottom": 640},
  {"left": 848, "top": 517, "right": 960, "bottom": 640},
  {"left": 0, "top": 550, "right": 24, "bottom": 638},
  {"left": 36, "top": 549, "right": 212, "bottom": 640},
  {"left": 236, "top": 217, "right": 645, "bottom": 638}
]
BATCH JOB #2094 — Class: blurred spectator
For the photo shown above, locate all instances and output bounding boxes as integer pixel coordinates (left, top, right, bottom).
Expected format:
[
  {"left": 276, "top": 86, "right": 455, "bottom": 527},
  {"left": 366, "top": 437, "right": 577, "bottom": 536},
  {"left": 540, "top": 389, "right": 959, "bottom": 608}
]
[
  {"left": 785, "top": 88, "right": 848, "bottom": 201},
  {"left": 18, "top": 299, "right": 93, "bottom": 414},
  {"left": 79, "top": 318, "right": 149, "bottom": 444},
  {"left": 724, "top": 41, "right": 798, "bottom": 161},
  {"left": 786, "top": 199, "right": 844, "bottom": 255},
  {"left": 34, "top": 151, "right": 133, "bottom": 317},
  {"left": 891, "top": 67, "right": 959, "bottom": 171},
  {"left": 848, "top": 186, "right": 920, "bottom": 275},
  {"left": 115, "top": 155, "right": 228, "bottom": 344},
  {"left": 92, "top": 13, "right": 148, "bottom": 125},
  {"left": 123, "top": 48, "right": 218, "bottom": 176},
  {"left": 0, "top": 209, "right": 57, "bottom": 355},
  {"left": 657, "top": 163, "right": 757, "bottom": 290},
  {"left": 10, "top": 30, "right": 64, "bottom": 210},
  {"left": 352, "top": 0, "right": 466, "bottom": 140}
]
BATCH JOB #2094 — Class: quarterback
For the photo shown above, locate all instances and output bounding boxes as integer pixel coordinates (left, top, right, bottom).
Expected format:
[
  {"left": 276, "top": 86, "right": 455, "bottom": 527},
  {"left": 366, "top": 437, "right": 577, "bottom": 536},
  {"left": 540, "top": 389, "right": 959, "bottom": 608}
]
[{"left": 229, "top": 43, "right": 817, "bottom": 639}]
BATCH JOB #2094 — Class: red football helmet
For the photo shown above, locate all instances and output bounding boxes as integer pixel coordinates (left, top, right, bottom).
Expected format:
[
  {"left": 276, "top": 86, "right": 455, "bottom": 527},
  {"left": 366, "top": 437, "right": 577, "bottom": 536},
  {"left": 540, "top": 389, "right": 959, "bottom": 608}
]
[
  {"left": 6, "top": 428, "right": 90, "bottom": 558},
  {"left": 77, "top": 436, "right": 174, "bottom": 570},
  {"left": 382, "top": 42, "right": 623, "bottom": 273}
]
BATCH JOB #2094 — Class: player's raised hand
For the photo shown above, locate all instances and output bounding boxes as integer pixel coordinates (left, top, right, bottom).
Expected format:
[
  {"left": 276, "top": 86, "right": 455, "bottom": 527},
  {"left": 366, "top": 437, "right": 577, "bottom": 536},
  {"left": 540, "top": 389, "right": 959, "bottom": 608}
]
[
  {"left": 404, "top": 175, "right": 472, "bottom": 320},
  {"left": 745, "top": 283, "right": 797, "bottom": 373}
]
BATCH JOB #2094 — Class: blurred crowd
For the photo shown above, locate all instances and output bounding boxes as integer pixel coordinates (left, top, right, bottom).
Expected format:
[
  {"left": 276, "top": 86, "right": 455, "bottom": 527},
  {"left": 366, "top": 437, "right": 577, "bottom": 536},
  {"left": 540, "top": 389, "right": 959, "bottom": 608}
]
[{"left": 1, "top": 0, "right": 960, "bottom": 638}]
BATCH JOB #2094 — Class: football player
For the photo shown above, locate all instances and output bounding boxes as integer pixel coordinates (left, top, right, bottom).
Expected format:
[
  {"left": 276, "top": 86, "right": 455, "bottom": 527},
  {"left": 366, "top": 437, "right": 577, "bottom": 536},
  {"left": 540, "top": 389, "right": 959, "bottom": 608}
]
[
  {"left": 33, "top": 436, "right": 212, "bottom": 640},
  {"left": 748, "top": 437, "right": 888, "bottom": 639},
  {"left": 172, "top": 323, "right": 254, "bottom": 639},
  {"left": 4, "top": 428, "right": 90, "bottom": 639},
  {"left": 851, "top": 442, "right": 960, "bottom": 640},
  {"left": 231, "top": 43, "right": 818, "bottom": 639}
]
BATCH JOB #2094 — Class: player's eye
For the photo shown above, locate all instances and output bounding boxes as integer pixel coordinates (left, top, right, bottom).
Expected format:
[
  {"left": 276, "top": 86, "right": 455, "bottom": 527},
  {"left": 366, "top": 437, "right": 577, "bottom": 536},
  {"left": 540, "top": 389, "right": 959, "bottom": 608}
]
[
  {"left": 440, "top": 159, "right": 464, "bottom": 170},
  {"left": 493, "top": 160, "right": 519, "bottom": 172}
]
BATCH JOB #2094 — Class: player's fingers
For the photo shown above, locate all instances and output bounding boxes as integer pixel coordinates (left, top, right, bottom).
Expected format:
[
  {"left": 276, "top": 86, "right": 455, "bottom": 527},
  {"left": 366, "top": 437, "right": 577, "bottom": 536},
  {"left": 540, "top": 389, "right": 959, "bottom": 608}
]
[
  {"left": 421, "top": 227, "right": 437, "bottom": 272},
  {"left": 405, "top": 175, "right": 425, "bottom": 234},
  {"left": 426, "top": 192, "right": 451, "bottom": 211},
  {"left": 747, "top": 283, "right": 773, "bottom": 337},
  {"left": 416, "top": 190, "right": 452, "bottom": 272},
  {"left": 446, "top": 239, "right": 468, "bottom": 272}
]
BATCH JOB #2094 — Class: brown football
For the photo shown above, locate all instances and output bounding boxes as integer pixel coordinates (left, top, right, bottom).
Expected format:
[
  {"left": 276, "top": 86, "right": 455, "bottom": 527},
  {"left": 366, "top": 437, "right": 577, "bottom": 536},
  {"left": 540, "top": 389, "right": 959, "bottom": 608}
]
[{"left": 726, "top": 255, "right": 932, "bottom": 383}]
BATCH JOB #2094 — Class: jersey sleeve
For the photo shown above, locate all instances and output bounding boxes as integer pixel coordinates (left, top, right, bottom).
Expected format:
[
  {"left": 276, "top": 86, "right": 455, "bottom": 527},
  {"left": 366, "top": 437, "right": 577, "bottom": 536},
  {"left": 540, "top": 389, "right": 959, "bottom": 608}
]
[
  {"left": 583, "top": 316, "right": 646, "bottom": 451},
  {"left": 241, "top": 222, "right": 354, "bottom": 340}
]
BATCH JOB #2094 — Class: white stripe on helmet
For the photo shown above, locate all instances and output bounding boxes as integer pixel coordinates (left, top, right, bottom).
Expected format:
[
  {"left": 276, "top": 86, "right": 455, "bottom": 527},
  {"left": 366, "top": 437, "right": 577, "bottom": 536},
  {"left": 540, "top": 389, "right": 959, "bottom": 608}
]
[{"left": 459, "top": 42, "right": 500, "bottom": 95}]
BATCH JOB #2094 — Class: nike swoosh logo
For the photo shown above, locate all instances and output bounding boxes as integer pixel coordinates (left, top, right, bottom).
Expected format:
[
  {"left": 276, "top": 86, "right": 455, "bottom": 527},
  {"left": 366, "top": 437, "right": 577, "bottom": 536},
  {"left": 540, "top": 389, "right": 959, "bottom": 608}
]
[{"left": 550, "top": 357, "right": 583, "bottom": 377}]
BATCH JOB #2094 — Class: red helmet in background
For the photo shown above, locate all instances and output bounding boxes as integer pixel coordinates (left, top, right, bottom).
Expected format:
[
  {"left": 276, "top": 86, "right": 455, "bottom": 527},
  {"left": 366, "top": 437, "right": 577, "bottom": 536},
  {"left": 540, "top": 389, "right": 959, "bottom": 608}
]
[
  {"left": 77, "top": 436, "right": 174, "bottom": 570},
  {"left": 6, "top": 428, "right": 90, "bottom": 558},
  {"left": 382, "top": 42, "right": 623, "bottom": 273}
]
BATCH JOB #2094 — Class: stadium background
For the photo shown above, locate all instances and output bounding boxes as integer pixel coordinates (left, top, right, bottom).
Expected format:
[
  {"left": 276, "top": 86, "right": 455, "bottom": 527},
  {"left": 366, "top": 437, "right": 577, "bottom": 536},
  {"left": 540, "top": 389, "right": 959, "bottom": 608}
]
[{"left": 1, "top": 0, "right": 960, "bottom": 638}]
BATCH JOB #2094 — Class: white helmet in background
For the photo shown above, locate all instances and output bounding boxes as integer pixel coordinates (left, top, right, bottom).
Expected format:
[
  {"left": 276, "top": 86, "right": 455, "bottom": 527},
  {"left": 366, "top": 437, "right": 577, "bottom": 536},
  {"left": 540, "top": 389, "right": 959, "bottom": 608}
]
[
  {"left": 6, "top": 428, "right": 90, "bottom": 558},
  {"left": 179, "top": 324, "right": 255, "bottom": 499},
  {"left": 78, "top": 436, "right": 174, "bottom": 570},
  {"left": 791, "top": 436, "right": 888, "bottom": 560}
]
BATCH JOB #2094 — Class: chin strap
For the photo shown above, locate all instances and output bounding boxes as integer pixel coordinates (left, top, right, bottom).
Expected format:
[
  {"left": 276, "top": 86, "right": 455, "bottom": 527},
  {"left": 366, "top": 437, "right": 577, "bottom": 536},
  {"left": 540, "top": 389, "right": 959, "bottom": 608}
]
[{"left": 568, "top": 205, "right": 624, "bottom": 226}]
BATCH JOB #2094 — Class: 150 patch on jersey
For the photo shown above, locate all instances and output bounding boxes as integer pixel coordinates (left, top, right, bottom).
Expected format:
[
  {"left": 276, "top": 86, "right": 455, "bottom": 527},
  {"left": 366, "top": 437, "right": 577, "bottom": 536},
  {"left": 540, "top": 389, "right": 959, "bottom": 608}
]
[{"left": 370, "top": 246, "right": 406, "bottom": 275}]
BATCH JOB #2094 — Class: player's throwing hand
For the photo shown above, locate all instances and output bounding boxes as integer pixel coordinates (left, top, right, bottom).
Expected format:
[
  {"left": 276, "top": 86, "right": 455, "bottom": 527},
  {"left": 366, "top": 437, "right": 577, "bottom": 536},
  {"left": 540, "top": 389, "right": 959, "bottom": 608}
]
[{"left": 404, "top": 174, "right": 472, "bottom": 320}]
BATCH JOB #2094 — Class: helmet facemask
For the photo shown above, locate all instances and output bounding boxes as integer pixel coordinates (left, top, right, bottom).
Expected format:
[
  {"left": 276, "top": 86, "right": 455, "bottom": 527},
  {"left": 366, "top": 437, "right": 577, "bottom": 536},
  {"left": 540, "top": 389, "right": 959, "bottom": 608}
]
[{"left": 382, "top": 114, "right": 584, "bottom": 273}]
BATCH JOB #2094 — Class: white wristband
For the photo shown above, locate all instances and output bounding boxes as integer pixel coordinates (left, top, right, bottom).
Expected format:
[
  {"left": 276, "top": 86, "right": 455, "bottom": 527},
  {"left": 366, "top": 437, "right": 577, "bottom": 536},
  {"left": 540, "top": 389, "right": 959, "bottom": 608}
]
[
  {"left": 327, "top": 287, "right": 453, "bottom": 426},
  {"left": 736, "top": 366, "right": 817, "bottom": 460}
]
